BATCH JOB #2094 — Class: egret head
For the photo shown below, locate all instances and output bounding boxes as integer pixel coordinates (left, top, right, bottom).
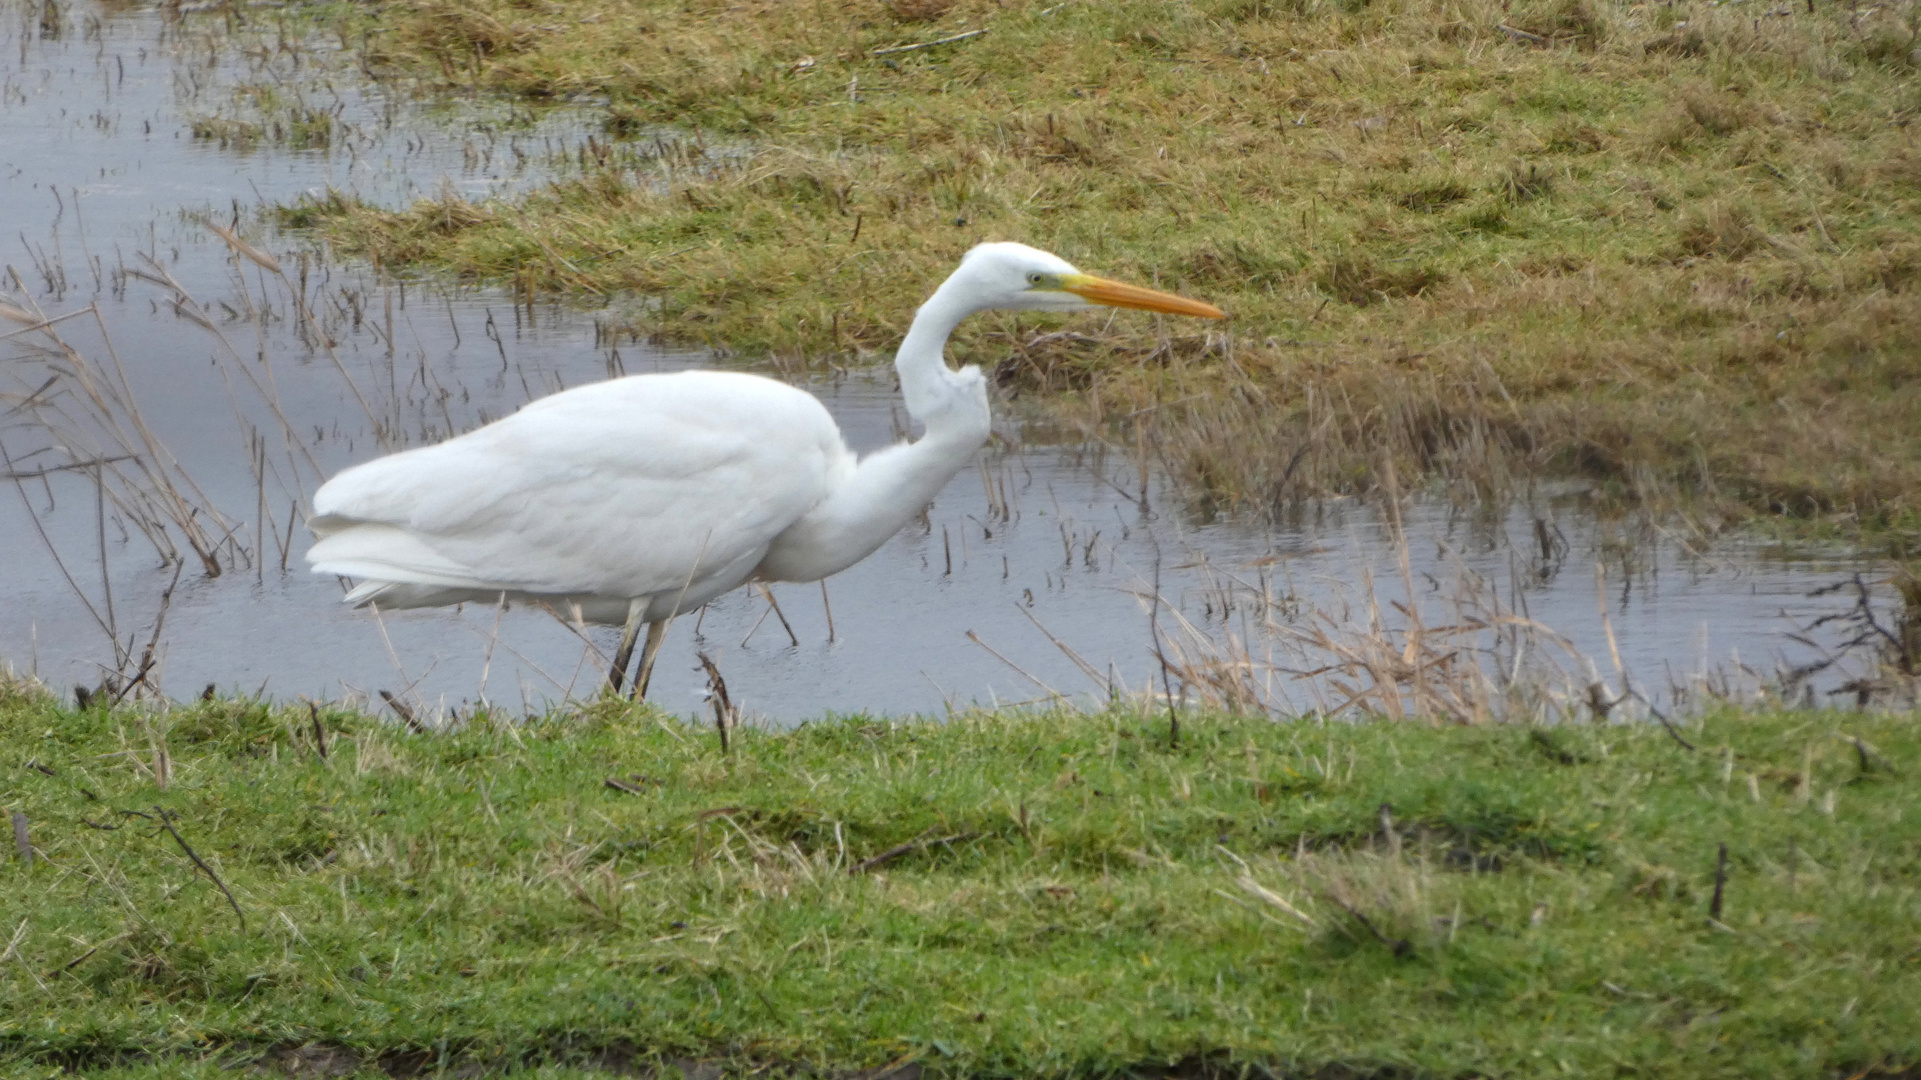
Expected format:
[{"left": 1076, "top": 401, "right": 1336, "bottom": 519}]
[{"left": 951, "top": 242, "right": 1226, "bottom": 319}]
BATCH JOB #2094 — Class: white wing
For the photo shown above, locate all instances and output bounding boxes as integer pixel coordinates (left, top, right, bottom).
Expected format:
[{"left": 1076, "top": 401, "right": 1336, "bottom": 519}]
[{"left": 308, "top": 371, "right": 852, "bottom": 602}]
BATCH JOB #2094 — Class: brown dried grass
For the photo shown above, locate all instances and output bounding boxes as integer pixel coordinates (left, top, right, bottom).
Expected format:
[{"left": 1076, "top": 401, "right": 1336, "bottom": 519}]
[{"left": 300, "top": 0, "right": 1921, "bottom": 529}]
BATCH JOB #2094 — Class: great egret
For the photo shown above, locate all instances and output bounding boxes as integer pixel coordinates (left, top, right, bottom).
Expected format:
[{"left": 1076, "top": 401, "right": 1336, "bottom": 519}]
[{"left": 307, "top": 242, "right": 1224, "bottom": 697}]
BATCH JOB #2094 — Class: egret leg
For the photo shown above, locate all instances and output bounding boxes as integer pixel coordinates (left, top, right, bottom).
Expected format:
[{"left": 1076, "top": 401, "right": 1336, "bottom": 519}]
[
  {"left": 632, "top": 617, "right": 672, "bottom": 701},
  {"left": 607, "top": 598, "right": 647, "bottom": 694}
]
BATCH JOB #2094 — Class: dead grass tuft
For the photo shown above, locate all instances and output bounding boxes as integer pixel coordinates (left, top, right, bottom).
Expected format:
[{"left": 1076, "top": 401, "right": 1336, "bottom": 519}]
[
  {"left": 1849, "top": 21, "right": 1921, "bottom": 71},
  {"left": 1394, "top": 177, "right": 1473, "bottom": 213},
  {"left": 1860, "top": 240, "right": 1921, "bottom": 292},
  {"left": 886, "top": 0, "right": 958, "bottom": 22},
  {"left": 1644, "top": 25, "right": 1708, "bottom": 58},
  {"left": 1316, "top": 253, "right": 1447, "bottom": 305},
  {"left": 1679, "top": 84, "right": 1751, "bottom": 138},
  {"left": 412, "top": 0, "right": 537, "bottom": 57},
  {"left": 1874, "top": 145, "right": 1921, "bottom": 193},
  {"left": 1543, "top": 116, "right": 1607, "bottom": 153},
  {"left": 1675, "top": 202, "right": 1763, "bottom": 261},
  {"left": 1498, "top": 160, "right": 1556, "bottom": 202},
  {"left": 1505, "top": 0, "right": 1609, "bottom": 48}
]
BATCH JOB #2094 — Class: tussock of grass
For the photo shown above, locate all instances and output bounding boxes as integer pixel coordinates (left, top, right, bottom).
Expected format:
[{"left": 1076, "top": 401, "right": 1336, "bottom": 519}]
[
  {"left": 188, "top": 78, "right": 339, "bottom": 151},
  {"left": 188, "top": 109, "right": 335, "bottom": 151},
  {"left": 2, "top": 675, "right": 1917, "bottom": 1076},
  {"left": 279, "top": 0, "right": 1921, "bottom": 527}
]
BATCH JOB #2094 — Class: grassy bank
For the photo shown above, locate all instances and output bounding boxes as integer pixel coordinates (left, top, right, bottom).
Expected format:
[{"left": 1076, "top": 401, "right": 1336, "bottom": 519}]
[
  {"left": 2, "top": 675, "right": 1917, "bottom": 1077},
  {"left": 275, "top": 0, "right": 1921, "bottom": 525}
]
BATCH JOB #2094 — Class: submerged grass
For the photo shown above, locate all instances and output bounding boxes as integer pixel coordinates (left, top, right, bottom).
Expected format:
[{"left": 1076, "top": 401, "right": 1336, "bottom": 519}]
[
  {"left": 1, "top": 674, "right": 1917, "bottom": 1077},
  {"left": 276, "top": 0, "right": 1921, "bottom": 527}
]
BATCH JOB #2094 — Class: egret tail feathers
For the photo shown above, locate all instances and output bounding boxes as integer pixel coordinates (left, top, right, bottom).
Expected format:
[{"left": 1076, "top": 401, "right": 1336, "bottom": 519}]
[{"left": 308, "top": 523, "right": 490, "bottom": 591}]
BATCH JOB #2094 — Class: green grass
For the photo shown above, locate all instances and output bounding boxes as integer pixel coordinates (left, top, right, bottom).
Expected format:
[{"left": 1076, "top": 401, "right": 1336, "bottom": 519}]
[
  {"left": 3, "top": 675, "right": 1917, "bottom": 1077},
  {"left": 261, "top": 0, "right": 1921, "bottom": 528}
]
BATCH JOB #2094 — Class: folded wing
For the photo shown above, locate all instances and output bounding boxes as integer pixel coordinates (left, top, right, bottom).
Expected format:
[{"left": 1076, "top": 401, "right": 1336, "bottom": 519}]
[{"left": 308, "top": 371, "right": 851, "bottom": 603}]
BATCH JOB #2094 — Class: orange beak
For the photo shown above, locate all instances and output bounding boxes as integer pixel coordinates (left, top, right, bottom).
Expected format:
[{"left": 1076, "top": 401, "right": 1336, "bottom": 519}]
[{"left": 1061, "top": 273, "right": 1225, "bottom": 319}]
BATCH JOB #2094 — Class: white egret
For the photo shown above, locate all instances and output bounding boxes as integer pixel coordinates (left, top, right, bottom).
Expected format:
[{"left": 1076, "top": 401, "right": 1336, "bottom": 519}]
[{"left": 307, "top": 242, "right": 1224, "bottom": 697}]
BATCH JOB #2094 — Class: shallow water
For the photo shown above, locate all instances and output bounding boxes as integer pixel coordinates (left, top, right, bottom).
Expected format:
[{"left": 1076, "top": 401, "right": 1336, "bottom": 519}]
[{"left": 0, "top": 0, "right": 1890, "bottom": 723}]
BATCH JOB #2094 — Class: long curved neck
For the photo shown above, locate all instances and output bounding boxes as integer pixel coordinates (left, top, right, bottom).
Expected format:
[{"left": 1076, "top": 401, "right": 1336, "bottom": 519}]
[
  {"left": 894, "top": 276, "right": 980, "bottom": 429},
  {"left": 755, "top": 279, "right": 993, "bottom": 584}
]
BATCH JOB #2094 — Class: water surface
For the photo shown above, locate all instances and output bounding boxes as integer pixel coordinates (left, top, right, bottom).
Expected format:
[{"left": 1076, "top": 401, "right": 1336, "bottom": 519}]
[{"left": 0, "top": 0, "right": 1887, "bottom": 723}]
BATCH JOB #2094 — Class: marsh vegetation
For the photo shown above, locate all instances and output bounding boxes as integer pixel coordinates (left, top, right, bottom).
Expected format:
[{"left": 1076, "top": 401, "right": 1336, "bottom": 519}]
[{"left": 283, "top": 0, "right": 1921, "bottom": 527}]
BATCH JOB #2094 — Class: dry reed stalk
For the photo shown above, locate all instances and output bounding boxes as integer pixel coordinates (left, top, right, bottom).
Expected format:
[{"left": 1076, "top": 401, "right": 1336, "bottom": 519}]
[
  {"left": 1124, "top": 523, "right": 1590, "bottom": 723},
  {"left": 965, "top": 630, "right": 1070, "bottom": 707},
  {"left": 153, "top": 806, "right": 246, "bottom": 931},
  {"left": 1, "top": 295, "right": 233, "bottom": 573},
  {"left": 697, "top": 652, "right": 736, "bottom": 754}
]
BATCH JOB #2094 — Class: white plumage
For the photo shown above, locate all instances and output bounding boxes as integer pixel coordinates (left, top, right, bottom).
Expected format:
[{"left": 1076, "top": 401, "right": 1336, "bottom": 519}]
[
  {"left": 311, "top": 372, "right": 845, "bottom": 624},
  {"left": 307, "top": 242, "right": 1223, "bottom": 695}
]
